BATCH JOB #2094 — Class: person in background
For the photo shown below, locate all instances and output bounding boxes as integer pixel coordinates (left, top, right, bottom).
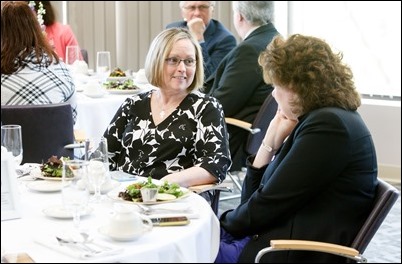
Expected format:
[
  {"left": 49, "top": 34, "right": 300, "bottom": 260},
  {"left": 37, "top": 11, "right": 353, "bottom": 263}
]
[
  {"left": 204, "top": 1, "right": 279, "bottom": 172},
  {"left": 216, "top": 34, "right": 378, "bottom": 263},
  {"left": 103, "top": 27, "right": 231, "bottom": 188},
  {"left": 1, "top": 1, "right": 77, "bottom": 123},
  {"left": 27, "top": 1, "right": 81, "bottom": 62},
  {"left": 166, "top": 1, "right": 236, "bottom": 80}
]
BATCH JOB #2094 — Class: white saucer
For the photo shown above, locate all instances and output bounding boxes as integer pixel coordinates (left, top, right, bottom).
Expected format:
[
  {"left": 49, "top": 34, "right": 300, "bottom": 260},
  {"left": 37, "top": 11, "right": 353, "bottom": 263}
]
[
  {"left": 42, "top": 205, "right": 93, "bottom": 219},
  {"left": 26, "top": 181, "right": 62, "bottom": 192},
  {"left": 98, "top": 225, "right": 151, "bottom": 242}
]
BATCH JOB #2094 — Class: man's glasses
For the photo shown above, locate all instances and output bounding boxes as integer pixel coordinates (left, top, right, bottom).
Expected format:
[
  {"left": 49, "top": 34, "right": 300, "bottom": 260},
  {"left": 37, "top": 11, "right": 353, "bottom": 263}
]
[
  {"left": 165, "top": 57, "right": 196, "bottom": 67},
  {"left": 182, "top": 5, "right": 211, "bottom": 12}
]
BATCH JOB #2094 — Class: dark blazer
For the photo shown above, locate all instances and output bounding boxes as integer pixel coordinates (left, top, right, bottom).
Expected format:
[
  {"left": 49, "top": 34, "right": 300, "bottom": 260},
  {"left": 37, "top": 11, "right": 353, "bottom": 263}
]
[
  {"left": 166, "top": 19, "right": 236, "bottom": 80},
  {"left": 204, "top": 23, "right": 279, "bottom": 171},
  {"left": 220, "top": 107, "right": 378, "bottom": 262}
]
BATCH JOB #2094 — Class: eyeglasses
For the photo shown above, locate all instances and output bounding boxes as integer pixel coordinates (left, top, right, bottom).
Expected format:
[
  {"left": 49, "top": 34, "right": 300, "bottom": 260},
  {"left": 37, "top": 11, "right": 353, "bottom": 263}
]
[
  {"left": 165, "top": 57, "right": 196, "bottom": 67},
  {"left": 182, "top": 5, "right": 211, "bottom": 12}
]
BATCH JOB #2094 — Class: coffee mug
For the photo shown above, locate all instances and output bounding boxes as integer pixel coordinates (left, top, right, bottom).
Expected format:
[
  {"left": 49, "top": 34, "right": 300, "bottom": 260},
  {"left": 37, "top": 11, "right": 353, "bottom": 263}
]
[{"left": 107, "top": 204, "right": 152, "bottom": 238}]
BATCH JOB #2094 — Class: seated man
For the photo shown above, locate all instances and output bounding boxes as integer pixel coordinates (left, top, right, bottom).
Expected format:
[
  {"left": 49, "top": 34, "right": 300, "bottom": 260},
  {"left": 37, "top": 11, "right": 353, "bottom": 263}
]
[
  {"left": 166, "top": 1, "right": 236, "bottom": 80},
  {"left": 204, "top": 1, "right": 279, "bottom": 171}
]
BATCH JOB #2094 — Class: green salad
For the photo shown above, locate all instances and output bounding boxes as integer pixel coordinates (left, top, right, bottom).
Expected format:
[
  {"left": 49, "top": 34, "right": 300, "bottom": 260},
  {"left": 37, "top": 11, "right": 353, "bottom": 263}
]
[{"left": 118, "top": 176, "right": 184, "bottom": 202}]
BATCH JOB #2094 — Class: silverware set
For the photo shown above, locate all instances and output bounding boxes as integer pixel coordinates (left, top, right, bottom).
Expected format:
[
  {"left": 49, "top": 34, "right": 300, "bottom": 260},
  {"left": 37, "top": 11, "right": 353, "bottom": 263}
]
[{"left": 55, "top": 232, "right": 111, "bottom": 254}]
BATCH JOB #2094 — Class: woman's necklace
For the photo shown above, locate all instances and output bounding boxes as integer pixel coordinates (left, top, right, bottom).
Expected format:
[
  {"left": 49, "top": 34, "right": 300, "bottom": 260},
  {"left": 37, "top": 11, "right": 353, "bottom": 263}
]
[{"left": 157, "top": 91, "right": 178, "bottom": 119}]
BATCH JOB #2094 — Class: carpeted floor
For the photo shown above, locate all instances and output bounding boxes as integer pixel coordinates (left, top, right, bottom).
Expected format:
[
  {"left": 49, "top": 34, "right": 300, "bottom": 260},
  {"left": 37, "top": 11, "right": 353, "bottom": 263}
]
[{"left": 218, "top": 174, "right": 401, "bottom": 263}]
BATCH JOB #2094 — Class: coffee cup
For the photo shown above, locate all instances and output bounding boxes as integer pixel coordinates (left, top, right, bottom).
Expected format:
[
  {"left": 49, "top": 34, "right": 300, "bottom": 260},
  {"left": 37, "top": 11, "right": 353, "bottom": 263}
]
[{"left": 107, "top": 204, "right": 152, "bottom": 239}]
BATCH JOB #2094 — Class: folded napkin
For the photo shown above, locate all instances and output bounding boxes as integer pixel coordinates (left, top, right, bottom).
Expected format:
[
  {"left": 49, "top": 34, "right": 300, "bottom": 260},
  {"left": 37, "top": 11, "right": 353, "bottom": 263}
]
[{"left": 34, "top": 235, "right": 123, "bottom": 259}]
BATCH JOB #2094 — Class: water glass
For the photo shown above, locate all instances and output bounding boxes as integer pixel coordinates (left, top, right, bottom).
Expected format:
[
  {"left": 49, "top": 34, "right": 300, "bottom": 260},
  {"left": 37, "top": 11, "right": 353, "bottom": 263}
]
[
  {"left": 96, "top": 51, "right": 111, "bottom": 79},
  {"left": 87, "top": 137, "right": 109, "bottom": 202},
  {"left": 65, "top": 45, "right": 81, "bottom": 66},
  {"left": 1, "top": 125, "right": 23, "bottom": 166},
  {"left": 62, "top": 159, "right": 90, "bottom": 230}
]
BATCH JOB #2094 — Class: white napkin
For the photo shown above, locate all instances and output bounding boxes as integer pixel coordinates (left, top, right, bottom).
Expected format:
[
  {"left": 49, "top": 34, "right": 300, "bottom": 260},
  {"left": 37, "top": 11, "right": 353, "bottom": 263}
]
[
  {"left": 34, "top": 235, "right": 123, "bottom": 259},
  {"left": 142, "top": 202, "right": 199, "bottom": 219}
]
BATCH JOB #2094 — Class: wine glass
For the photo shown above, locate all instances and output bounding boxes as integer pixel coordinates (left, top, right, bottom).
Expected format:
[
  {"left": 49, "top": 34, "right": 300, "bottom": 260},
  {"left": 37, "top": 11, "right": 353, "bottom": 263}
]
[
  {"left": 96, "top": 51, "right": 111, "bottom": 80},
  {"left": 1, "top": 125, "right": 23, "bottom": 166},
  {"left": 87, "top": 137, "right": 109, "bottom": 203},
  {"left": 61, "top": 159, "right": 90, "bottom": 230}
]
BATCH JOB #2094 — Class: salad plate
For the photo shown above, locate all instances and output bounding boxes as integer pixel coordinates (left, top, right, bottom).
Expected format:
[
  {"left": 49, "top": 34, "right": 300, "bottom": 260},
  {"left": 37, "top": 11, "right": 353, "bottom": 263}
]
[
  {"left": 30, "top": 167, "right": 62, "bottom": 181},
  {"left": 106, "top": 180, "right": 190, "bottom": 205}
]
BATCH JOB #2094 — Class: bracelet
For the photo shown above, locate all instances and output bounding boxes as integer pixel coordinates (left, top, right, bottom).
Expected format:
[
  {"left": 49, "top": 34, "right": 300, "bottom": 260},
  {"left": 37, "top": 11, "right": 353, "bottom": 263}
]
[{"left": 261, "top": 141, "right": 276, "bottom": 153}]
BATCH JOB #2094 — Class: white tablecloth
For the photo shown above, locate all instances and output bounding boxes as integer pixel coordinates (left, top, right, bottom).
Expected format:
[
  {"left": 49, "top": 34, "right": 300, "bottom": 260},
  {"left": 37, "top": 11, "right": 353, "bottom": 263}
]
[
  {"left": 74, "top": 92, "right": 129, "bottom": 142},
  {"left": 1, "top": 178, "right": 220, "bottom": 263}
]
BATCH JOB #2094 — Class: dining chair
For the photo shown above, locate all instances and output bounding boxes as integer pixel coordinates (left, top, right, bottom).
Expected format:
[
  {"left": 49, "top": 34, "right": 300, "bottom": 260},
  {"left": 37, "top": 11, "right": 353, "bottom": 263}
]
[
  {"left": 254, "top": 178, "right": 400, "bottom": 263},
  {"left": 1, "top": 103, "right": 83, "bottom": 164},
  {"left": 223, "top": 93, "right": 278, "bottom": 200},
  {"left": 81, "top": 48, "right": 89, "bottom": 64}
]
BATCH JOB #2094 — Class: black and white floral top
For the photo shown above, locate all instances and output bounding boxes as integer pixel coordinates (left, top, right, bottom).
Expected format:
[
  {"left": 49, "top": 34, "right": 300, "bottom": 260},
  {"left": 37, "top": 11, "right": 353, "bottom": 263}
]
[{"left": 104, "top": 90, "right": 231, "bottom": 183}]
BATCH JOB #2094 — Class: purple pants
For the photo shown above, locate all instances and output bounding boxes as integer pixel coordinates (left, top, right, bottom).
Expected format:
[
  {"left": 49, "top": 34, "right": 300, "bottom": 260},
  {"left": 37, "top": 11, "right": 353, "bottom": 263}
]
[{"left": 215, "top": 227, "right": 251, "bottom": 263}]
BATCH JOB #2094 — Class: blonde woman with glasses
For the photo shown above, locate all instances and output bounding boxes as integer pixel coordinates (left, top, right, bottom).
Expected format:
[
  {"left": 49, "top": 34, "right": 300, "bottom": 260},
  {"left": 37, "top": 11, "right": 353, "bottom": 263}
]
[
  {"left": 103, "top": 28, "right": 231, "bottom": 188},
  {"left": 166, "top": 1, "right": 236, "bottom": 79}
]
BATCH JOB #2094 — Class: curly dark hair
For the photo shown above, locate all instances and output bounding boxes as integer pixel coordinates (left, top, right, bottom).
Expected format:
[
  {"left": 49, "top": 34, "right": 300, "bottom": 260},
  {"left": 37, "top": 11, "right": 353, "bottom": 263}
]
[{"left": 258, "top": 34, "right": 361, "bottom": 116}]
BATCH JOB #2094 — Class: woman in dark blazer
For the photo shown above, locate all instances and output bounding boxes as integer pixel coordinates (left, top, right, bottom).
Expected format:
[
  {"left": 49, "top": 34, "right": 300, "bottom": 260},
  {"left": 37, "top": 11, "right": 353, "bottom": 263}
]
[{"left": 216, "top": 34, "right": 378, "bottom": 263}]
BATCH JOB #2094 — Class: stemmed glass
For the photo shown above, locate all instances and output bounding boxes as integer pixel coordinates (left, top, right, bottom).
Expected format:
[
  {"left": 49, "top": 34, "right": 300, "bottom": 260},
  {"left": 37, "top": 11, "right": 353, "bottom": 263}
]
[
  {"left": 96, "top": 51, "right": 111, "bottom": 80},
  {"left": 1, "top": 125, "right": 23, "bottom": 166},
  {"left": 87, "top": 137, "right": 109, "bottom": 203},
  {"left": 65, "top": 45, "right": 80, "bottom": 66},
  {"left": 61, "top": 159, "right": 90, "bottom": 230}
]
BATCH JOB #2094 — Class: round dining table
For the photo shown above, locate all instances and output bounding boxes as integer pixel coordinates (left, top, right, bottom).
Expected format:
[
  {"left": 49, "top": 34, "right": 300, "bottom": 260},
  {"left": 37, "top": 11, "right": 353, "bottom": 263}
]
[{"left": 1, "top": 175, "right": 220, "bottom": 263}]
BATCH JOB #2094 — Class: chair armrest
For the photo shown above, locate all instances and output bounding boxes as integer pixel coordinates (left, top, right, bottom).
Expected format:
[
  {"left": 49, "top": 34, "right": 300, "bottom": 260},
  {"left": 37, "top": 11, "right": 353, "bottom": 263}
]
[
  {"left": 225, "top": 117, "right": 261, "bottom": 134},
  {"left": 255, "top": 240, "right": 366, "bottom": 263},
  {"left": 73, "top": 129, "right": 86, "bottom": 143},
  {"left": 188, "top": 182, "right": 232, "bottom": 194}
]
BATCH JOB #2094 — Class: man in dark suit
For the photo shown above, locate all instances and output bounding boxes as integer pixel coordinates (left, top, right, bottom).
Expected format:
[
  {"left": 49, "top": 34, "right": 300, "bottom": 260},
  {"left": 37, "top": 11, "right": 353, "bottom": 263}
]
[
  {"left": 166, "top": 1, "right": 236, "bottom": 80},
  {"left": 204, "top": 1, "right": 279, "bottom": 172}
]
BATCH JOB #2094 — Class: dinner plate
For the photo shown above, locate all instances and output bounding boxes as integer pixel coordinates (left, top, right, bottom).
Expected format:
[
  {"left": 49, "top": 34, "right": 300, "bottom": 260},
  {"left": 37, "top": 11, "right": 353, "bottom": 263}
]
[
  {"left": 106, "top": 76, "right": 133, "bottom": 82},
  {"left": 106, "top": 88, "right": 142, "bottom": 95},
  {"left": 26, "top": 181, "right": 62, "bottom": 192},
  {"left": 98, "top": 225, "right": 151, "bottom": 242},
  {"left": 83, "top": 91, "right": 106, "bottom": 98},
  {"left": 107, "top": 184, "right": 190, "bottom": 205},
  {"left": 42, "top": 205, "right": 93, "bottom": 219}
]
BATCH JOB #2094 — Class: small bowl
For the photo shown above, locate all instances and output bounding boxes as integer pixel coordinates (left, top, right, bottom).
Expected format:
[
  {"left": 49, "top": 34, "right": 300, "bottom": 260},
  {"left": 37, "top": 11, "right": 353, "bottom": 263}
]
[{"left": 140, "top": 187, "right": 159, "bottom": 202}]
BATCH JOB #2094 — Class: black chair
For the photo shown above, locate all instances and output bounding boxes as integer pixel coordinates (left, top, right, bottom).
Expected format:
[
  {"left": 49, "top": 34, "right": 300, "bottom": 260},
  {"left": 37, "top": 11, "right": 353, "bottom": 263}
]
[
  {"left": 1, "top": 103, "right": 76, "bottom": 164},
  {"left": 254, "top": 178, "right": 400, "bottom": 263},
  {"left": 223, "top": 93, "right": 278, "bottom": 199},
  {"left": 81, "top": 48, "right": 89, "bottom": 64}
]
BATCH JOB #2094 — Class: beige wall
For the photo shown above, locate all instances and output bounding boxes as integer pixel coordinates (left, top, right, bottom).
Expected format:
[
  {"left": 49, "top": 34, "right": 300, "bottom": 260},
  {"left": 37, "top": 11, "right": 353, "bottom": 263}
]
[{"left": 64, "top": 1, "right": 237, "bottom": 71}]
